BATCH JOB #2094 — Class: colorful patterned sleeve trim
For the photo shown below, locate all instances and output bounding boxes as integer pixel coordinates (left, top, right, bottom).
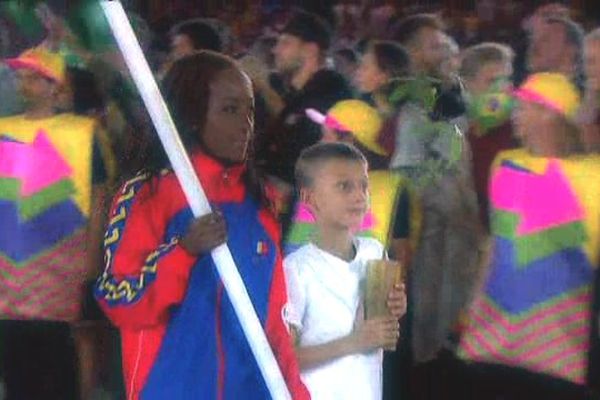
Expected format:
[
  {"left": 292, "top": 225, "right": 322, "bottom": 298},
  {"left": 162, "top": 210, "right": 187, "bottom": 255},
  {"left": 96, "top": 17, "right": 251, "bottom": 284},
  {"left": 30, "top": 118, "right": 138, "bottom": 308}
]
[{"left": 95, "top": 171, "right": 180, "bottom": 306}]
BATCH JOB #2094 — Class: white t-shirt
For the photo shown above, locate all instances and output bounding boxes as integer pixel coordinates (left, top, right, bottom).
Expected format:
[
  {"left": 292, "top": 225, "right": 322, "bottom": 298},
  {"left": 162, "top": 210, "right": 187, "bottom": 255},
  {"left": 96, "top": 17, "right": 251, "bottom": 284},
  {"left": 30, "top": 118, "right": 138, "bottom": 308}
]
[{"left": 284, "top": 237, "right": 385, "bottom": 400}]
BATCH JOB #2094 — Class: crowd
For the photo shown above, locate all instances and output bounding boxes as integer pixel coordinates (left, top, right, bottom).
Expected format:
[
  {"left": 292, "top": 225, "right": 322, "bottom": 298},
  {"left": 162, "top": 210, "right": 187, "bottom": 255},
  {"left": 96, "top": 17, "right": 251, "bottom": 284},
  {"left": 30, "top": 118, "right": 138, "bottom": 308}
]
[{"left": 0, "top": 0, "right": 599, "bottom": 399}]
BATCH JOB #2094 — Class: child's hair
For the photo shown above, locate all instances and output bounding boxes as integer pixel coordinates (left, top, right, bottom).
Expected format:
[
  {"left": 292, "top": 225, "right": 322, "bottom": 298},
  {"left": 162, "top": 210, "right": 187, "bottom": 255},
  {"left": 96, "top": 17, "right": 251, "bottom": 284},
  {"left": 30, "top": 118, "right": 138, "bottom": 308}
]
[{"left": 295, "top": 142, "right": 367, "bottom": 189}]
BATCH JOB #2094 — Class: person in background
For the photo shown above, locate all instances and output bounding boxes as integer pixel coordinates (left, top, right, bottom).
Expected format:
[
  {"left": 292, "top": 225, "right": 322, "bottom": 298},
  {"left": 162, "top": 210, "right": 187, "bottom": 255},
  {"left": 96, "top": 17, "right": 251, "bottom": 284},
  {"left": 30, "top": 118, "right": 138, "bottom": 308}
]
[
  {"left": 389, "top": 16, "right": 481, "bottom": 400},
  {"left": 266, "top": 10, "right": 353, "bottom": 183},
  {"left": 577, "top": 28, "right": 600, "bottom": 153},
  {"left": 333, "top": 47, "right": 358, "bottom": 85},
  {"left": 258, "top": 11, "right": 353, "bottom": 234},
  {"left": 460, "top": 42, "right": 517, "bottom": 229},
  {"left": 527, "top": 16, "right": 585, "bottom": 92},
  {"left": 436, "top": 33, "right": 467, "bottom": 129},
  {"left": 390, "top": 14, "right": 446, "bottom": 84},
  {"left": 0, "top": 47, "right": 109, "bottom": 400},
  {"left": 388, "top": 14, "right": 466, "bottom": 171},
  {"left": 439, "top": 34, "right": 461, "bottom": 88},
  {"left": 158, "top": 19, "right": 223, "bottom": 78},
  {"left": 284, "top": 142, "right": 407, "bottom": 400},
  {"left": 354, "top": 40, "right": 411, "bottom": 115},
  {"left": 513, "top": 1, "right": 570, "bottom": 86},
  {"left": 94, "top": 51, "right": 309, "bottom": 400},
  {"left": 457, "top": 72, "right": 599, "bottom": 400},
  {"left": 170, "top": 19, "right": 223, "bottom": 57}
]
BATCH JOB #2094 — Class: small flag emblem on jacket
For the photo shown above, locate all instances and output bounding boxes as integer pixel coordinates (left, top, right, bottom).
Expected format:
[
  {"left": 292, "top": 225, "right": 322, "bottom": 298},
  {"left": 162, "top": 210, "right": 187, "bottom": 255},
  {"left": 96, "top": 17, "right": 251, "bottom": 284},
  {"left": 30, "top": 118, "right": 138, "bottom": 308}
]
[{"left": 256, "top": 241, "right": 268, "bottom": 255}]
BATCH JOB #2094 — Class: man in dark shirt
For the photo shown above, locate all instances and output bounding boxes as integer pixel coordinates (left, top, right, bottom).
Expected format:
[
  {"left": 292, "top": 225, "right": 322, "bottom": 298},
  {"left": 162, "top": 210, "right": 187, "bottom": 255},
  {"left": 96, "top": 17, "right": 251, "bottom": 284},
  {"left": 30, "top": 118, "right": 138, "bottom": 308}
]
[{"left": 264, "top": 11, "right": 353, "bottom": 185}]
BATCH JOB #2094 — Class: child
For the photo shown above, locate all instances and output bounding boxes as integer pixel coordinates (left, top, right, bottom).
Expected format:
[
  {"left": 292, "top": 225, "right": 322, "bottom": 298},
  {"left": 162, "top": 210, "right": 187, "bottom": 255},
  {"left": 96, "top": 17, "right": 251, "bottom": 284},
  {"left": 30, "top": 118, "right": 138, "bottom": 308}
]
[
  {"left": 94, "top": 52, "right": 308, "bottom": 400},
  {"left": 284, "top": 142, "right": 407, "bottom": 399},
  {"left": 286, "top": 100, "right": 421, "bottom": 268}
]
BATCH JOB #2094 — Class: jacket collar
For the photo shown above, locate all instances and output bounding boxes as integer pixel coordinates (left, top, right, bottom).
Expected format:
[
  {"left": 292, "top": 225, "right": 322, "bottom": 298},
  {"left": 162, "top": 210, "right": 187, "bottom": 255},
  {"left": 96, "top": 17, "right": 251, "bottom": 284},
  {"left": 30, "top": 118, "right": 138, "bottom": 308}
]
[{"left": 190, "top": 151, "right": 246, "bottom": 203}]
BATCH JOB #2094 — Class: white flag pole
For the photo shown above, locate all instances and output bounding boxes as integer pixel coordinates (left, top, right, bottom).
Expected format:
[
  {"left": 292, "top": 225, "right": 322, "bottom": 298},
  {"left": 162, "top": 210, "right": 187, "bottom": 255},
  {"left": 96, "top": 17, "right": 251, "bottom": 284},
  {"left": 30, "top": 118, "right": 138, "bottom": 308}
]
[{"left": 99, "top": 2, "right": 291, "bottom": 399}]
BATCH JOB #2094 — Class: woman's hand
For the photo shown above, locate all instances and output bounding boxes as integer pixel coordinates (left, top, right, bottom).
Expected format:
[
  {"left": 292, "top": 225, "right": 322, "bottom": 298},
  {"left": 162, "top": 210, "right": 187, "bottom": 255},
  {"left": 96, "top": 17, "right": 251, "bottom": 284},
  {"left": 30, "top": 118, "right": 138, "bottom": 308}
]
[
  {"left": 180, "top": 212, "right": 227, "bottom": 256},
  {"left": 387, "top": 283, "right": 407, "bottom": 320}
]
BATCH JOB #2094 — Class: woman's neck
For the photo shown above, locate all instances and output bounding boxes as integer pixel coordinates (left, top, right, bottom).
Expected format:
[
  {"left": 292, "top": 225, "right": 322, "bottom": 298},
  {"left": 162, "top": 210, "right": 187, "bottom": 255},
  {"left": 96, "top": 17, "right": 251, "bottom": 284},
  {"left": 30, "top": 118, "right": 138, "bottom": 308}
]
[{"left": 314, "top": 223, "right": 355, "bottom": 262}]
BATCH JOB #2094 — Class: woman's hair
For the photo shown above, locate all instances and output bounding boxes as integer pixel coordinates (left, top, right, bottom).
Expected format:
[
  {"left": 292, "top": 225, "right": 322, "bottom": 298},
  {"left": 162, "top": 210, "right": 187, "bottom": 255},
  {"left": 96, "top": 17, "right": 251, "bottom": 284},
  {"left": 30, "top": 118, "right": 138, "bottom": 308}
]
[
  {"left": 367, "top": 40, "right": 411, "bottom": 104},
  {"left": 162, "top": 51, "right": 236, "bottom": 151},
  {"left": 368, "top": 40, "right": 411, "bottom": 79},
  {"left": 460, "top": 42, "right": 514, "bottom": 80},
  {"left": 295, "top": 142, "right": 367, "bottom": 189},
  {"left": 141, "top": 51, "right": 235, "bottom": 174},
  {"left": 145, "top": 51, "right": 269, "bottom": 205}
]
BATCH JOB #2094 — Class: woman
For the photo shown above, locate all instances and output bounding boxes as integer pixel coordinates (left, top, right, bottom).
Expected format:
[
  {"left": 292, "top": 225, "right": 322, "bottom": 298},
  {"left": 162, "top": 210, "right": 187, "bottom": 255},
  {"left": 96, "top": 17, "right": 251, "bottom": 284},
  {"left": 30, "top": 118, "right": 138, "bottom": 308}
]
[
  {"left": 94, "top": 51, "right": 309, "bottom": 400},
  {"left": 456, "top": 73, "right": 600, "bottom": 399},
  {"left": 353, "top": 40, "right": 411, "bottom": 115}
]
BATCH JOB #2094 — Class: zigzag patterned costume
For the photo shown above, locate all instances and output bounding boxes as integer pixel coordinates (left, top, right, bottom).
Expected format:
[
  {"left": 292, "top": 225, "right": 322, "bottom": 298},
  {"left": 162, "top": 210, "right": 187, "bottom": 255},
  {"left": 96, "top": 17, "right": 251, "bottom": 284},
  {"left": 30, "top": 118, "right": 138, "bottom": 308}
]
[
  {"left": 457, "top": 149, "right": 600, "bottom": 385},
  {"left": 95, "top": 152, "right": 309, "bottom": 400},
  {"left": 0, "top": 113, "right": 97, "bottom": 321}
]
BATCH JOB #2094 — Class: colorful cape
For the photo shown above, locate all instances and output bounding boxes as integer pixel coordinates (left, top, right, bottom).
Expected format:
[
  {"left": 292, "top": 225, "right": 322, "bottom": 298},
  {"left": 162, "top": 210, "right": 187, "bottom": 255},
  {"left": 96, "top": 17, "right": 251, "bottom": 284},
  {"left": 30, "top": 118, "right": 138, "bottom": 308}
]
[
  {"left": 0, "top": 113, "right": 95, "bottom": 321},
  {"left": 457, "top": 149, "right": 600, "bottom": 384}
]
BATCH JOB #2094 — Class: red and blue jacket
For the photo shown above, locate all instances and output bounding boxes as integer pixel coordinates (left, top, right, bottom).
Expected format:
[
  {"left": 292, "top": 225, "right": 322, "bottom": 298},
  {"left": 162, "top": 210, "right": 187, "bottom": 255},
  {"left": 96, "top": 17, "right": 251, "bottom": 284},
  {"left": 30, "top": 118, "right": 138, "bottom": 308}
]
[{"left": 94, "top": 152, "right": 310, "bottom": 400}]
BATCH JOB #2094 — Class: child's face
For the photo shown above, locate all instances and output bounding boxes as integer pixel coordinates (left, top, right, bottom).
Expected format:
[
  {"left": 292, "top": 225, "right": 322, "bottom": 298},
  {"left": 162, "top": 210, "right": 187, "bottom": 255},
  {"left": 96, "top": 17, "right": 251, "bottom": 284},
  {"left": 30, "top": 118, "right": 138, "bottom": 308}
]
[
  {"left": 203, "top": 68, "right": 255, "bottom": 163},
  {"left": 303, "top": 159, "right": 369, "bottom": 231}
]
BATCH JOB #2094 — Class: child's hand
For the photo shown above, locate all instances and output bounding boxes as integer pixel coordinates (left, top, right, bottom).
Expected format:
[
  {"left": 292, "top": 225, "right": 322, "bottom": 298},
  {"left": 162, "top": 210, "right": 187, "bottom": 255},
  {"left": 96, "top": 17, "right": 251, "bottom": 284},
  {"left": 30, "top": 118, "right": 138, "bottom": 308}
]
[
  {"left": 350, "top": 307, "right": 399, "bottom": 352},
  {"left": 387, "top": 283, "right": 407, "bottom": 320},
  {"left": 180, "top": 212, "right": 227, "bottom": 256}
]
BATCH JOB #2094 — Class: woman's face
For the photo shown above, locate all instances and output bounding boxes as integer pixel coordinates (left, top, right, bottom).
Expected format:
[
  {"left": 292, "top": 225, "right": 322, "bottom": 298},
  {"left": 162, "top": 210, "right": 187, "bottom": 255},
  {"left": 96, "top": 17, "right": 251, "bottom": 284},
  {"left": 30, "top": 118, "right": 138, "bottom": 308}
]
[
  {"left": 354, "top": 51, "right": 388, "bottom": 94},
  {"left": 513, "top": 101, "right": 565, "bottom": 156},
  {"left": 202, "top": 68, "right": 255, "bottom": 163}
]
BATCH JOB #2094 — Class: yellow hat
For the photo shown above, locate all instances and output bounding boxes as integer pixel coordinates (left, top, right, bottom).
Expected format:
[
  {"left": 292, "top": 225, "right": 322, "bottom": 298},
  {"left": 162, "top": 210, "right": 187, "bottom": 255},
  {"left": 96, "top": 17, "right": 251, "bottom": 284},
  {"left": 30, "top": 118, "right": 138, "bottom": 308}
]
[
  {"left": 6, "top": 47, "right": 66, "bottom": 83},
  {"left": 306, "top": 100, "right": 386, "bottom": 155},
  {"left": 513, "top": 72, "right": 580, "bottom": 120}
]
